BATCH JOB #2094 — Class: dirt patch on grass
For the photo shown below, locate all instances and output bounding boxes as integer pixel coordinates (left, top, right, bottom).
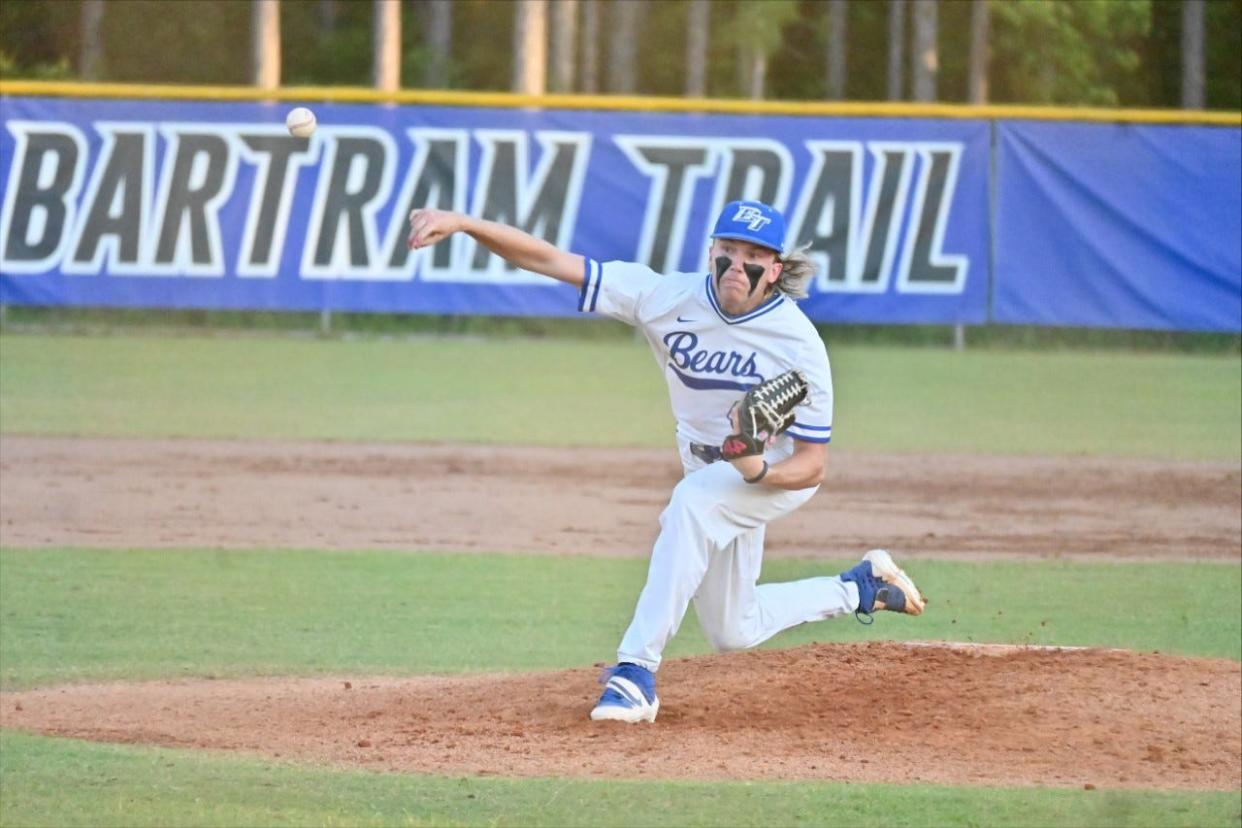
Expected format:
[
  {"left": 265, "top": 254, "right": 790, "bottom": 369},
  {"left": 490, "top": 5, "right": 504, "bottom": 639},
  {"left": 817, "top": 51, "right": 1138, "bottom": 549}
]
[
  {"left": 1, "top": 435, "right": 1238, "bottom": 561},
  {"left": 3, "top": 642, "right": 1238, "bottom": 791}
]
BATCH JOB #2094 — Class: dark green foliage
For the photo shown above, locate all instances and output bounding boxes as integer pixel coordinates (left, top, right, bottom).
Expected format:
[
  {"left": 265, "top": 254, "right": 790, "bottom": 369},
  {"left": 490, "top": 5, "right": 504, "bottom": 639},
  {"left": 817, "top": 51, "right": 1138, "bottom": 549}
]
[
  {"left": 1205, "top": 0, "right": 1242, "bottom": 108},
  {"left": 936, "top": 0, "right": 975, "bottom": 102},
  {"left": 1144, "top": 0, "right": 1184, "bottom": 108},
  {"left": 0, "top": 0, "right": 78, "bottom": 78},
  {"left": 619, "top": 0, "right": 678, "bottom": 96},
  {"left": 103, "top": 0, "right": 251, "bottom": 85},
  {"left": 2, "top": 0, "right": 1237, "bottom": 108},
  {"left": 281, "top": 0, "right": 373, "bottom": 87},
  {"left": 989, "top": 0, "right": 1150, "bottom": 107},
  {"left": 767, "top": 0, "right": 829, "bottom": 100},
  {"left": 445, "top": 0, "right": 515, "bottom": 92}
]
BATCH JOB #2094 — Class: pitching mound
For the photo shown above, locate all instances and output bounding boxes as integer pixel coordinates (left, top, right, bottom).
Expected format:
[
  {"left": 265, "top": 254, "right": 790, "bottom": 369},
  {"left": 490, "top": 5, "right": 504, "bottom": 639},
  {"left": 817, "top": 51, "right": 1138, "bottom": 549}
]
[{"left": 3, "top": 642, "right": 1238, "bottom": 790}]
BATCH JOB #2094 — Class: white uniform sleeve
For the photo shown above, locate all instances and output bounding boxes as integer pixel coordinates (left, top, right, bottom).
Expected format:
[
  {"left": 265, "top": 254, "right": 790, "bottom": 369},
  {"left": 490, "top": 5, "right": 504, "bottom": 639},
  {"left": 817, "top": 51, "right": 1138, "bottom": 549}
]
[
  {"left": 577, "top": 258, "right": 663, "bottom": 327},
  {"left": 786, "top": 337, "right": 833, "bottom": 444}
]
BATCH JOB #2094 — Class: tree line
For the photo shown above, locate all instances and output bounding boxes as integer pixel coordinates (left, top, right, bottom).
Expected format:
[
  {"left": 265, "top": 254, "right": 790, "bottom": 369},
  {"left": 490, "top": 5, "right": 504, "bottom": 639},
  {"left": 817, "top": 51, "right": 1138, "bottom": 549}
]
[{"left": 1, "top": 0, "right": 1238, "bottom": 110}]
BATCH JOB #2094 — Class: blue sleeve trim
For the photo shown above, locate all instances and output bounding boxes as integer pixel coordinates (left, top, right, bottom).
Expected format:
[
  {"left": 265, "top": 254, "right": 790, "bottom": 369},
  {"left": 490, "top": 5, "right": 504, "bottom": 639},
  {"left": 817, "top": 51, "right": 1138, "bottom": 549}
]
[
  {"left": 588, "top": 259, "right": 603, "bottom": 312},
  {"left": 577, "top": 259, "right": 593, "bottom": 312},
  {"left": 578, "top": 259, "right": 602, "bottom": 313},
  {"left": 789, "top": 422, "right": 832, "bottom": 443}
]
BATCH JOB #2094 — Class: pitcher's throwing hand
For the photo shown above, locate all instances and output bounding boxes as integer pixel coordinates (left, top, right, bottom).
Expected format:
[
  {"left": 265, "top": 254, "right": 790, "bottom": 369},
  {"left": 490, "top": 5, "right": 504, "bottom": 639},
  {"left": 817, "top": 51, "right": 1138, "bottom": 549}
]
[{"left": 406, "top": 208, "right": 463, "bottom": 250}]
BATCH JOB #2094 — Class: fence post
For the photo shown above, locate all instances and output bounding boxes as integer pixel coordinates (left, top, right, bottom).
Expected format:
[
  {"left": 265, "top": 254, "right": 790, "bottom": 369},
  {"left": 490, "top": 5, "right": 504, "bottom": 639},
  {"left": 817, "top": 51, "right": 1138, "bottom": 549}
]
[{"left": 251, "top": 0, "right": 281, "bottom": 89}]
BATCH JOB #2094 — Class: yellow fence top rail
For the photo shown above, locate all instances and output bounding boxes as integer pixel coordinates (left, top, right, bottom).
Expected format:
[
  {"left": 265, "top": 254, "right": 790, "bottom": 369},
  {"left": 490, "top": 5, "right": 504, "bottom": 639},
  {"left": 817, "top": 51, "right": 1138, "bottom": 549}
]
[{"left": 2, "top": 80, "right": 1240, "bottom": 127}]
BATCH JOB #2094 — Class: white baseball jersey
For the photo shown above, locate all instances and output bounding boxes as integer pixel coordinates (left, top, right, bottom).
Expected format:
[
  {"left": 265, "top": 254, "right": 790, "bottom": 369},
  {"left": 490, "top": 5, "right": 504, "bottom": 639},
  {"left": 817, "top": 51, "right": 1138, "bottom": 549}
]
[
  {"left": 578, "top": 258, "right": 833, "bottom": 464},
  {"left": 576, "top": 258, "right": 853, "bottom": 675}
]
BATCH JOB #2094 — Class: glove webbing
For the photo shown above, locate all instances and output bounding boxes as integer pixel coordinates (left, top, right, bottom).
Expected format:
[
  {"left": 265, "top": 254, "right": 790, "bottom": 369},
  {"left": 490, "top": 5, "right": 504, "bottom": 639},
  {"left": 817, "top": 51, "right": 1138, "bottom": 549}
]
[{"left": 751, "top": 371, "right": 807, "bottom": 431}]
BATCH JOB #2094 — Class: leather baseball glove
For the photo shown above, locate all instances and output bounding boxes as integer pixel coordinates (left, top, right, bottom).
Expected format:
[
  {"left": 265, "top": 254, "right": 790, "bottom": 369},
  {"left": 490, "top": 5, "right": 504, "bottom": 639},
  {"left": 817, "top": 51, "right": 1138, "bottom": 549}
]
[{"left": 721, "top": 369, "right": 809, "bottom": 460}]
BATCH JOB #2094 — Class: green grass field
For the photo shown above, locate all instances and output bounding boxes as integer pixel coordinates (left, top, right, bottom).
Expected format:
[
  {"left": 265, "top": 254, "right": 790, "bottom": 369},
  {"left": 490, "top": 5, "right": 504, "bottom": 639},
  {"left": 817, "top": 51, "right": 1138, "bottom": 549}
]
[
  {"left": 5, "top": 730, "right": 1238, "bottom": 828},
  {"left": 1, "top": 333, "right": 1239, "bottom": 458},
  {"left": 2, "top": 549, "right": 1239, "bottom": 690},
  {"left": 1, "top": 332, "right": 1239, "bottom": 827}
]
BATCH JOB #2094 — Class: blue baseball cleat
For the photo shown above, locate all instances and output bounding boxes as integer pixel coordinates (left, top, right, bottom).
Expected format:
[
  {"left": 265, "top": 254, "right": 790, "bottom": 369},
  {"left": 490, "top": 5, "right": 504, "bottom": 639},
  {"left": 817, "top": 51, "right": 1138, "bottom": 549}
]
[
  {"left": 839, "top": 548, "right": 927, "bottom": 621},
  {"left": 590, "top": 662, "right": 660, "bottom": 723}
]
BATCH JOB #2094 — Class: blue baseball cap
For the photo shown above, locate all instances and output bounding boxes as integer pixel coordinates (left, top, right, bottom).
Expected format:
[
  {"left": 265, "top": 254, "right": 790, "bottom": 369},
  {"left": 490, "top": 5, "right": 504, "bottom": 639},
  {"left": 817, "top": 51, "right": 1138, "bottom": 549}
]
[{"left": 711, "top": 200, "right": 786, "bottom": 255}]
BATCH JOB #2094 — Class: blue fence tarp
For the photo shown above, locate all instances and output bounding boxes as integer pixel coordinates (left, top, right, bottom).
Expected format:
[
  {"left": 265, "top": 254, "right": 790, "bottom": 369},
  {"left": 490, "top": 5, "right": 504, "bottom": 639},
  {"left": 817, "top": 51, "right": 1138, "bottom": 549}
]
[{"left": 994, "top": 121, "right": 1241, "bottom": 332}]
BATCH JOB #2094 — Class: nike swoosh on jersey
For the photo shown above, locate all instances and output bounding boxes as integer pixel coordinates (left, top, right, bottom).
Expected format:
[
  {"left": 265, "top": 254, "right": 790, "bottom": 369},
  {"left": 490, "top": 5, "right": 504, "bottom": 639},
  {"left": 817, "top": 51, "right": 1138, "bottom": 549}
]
[{"left": 676, "top": 316, "right": 696, "bottom": 323}]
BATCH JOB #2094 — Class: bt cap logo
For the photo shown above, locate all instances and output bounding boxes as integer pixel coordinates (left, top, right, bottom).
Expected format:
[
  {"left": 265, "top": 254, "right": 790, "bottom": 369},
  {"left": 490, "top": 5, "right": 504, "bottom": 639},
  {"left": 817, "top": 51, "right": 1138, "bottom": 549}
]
[
  {"left": 732, "top": 205, "right": 772, "bottom": 232},
  {"left": 711, "top": 200, "right": 786, "bottom": 254}
]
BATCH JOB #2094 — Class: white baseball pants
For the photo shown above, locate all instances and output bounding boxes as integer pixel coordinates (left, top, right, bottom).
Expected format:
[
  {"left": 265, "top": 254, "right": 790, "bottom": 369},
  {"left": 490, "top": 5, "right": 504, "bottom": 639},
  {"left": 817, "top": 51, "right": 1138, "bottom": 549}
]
[{"left": 616, "top": 454, "right": 860, "bottom": 671}]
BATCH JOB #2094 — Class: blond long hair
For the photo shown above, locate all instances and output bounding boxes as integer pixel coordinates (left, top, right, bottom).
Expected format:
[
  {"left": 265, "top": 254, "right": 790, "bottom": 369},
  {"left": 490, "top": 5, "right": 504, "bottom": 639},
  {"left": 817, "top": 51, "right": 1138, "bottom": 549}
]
[{"left": 776, "top": 243, "right": 816, "bottom": 300}]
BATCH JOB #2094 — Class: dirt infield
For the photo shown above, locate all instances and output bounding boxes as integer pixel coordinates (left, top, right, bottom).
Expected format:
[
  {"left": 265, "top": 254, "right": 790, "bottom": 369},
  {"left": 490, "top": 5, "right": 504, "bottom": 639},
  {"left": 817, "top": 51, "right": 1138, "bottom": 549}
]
[
  {"left": 2, "top": 435, "right": 1239, "bottom": 560},
  {"left": 3, "top": 642, "right": 1239, "bottom": 790},
  {"left": 1, "top": 434, "right": 1240, "bottom": 790}
]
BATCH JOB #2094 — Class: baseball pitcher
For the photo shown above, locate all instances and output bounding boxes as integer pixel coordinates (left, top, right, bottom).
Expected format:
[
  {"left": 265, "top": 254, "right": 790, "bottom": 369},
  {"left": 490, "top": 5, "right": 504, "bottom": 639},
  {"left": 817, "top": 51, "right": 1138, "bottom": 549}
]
[{"left": 407, "top": 200, "right": 925, "bottom": 724}]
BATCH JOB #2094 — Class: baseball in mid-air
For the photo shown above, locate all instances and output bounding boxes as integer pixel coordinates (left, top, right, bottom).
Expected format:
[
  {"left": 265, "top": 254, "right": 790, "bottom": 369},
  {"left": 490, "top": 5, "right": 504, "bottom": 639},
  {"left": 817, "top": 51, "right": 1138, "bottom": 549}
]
[{"left": 285, "top": 107, "right": 316, "bottom": 138}]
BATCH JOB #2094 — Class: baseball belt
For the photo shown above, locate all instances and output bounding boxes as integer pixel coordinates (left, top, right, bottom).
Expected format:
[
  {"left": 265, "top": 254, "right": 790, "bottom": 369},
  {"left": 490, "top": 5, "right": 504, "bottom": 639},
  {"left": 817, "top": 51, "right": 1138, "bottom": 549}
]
[{"left": 689, "top": 442, "right": 723, "bottom": 464}]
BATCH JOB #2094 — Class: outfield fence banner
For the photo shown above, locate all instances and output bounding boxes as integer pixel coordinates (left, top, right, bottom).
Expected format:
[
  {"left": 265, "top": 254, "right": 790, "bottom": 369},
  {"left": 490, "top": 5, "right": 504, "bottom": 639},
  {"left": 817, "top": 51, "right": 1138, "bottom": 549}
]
[
  {"left": 0, "top": 93, "right": 1238, "bottom": 332},
  {"left": 0, "top": 96, "right": 990, "bottom": 323},
  {"left": 994, "top": 121, "right": 1241, "bottom": 332}
]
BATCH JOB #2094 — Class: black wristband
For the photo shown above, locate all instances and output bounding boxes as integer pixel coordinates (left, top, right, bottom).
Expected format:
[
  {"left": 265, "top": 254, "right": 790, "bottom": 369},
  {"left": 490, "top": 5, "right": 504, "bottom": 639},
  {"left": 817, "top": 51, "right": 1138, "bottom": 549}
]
[{"left": 743, "top": 460, "right": 769, "bottom": 484}]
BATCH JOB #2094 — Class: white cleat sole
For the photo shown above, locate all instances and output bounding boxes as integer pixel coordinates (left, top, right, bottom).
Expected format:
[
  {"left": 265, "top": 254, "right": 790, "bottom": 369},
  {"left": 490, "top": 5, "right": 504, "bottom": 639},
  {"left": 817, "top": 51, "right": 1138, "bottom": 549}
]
[
  {"left": 589, "top": 698, "right": 660, "bottom": 723},
  {"left": 864, "top": 548, "right": 926, "bottom": 615}
]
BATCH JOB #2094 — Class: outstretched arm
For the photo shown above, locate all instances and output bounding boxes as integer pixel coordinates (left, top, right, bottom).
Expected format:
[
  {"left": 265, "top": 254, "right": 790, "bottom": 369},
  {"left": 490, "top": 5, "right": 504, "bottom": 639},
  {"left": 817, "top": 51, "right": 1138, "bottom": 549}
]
[{"left": 407, "top": 209, "right": 586, "bottom": 287}]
